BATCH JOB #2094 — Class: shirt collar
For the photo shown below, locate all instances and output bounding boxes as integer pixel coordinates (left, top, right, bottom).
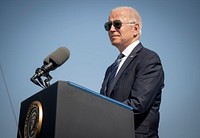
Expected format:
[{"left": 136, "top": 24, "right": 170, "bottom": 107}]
[{"left": 122, "top": 40, "right": 140, "bottom": 57}]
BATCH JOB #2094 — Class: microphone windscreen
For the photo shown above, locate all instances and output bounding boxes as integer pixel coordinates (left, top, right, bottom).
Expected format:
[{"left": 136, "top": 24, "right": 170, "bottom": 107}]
[{"left": 44, "top": 47, "right": 70, "bottom": 67}]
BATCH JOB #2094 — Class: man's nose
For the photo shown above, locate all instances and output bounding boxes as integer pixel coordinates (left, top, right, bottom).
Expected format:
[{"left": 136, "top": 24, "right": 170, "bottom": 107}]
[{"left": 109, "top": 24, "right": 116, "bottom": 31}]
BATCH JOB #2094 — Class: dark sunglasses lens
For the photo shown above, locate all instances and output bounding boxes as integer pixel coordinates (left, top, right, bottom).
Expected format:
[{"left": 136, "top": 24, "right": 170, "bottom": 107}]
[
  {"left": 113, "top": 20, "right": 122, "bottom": 29},
  {"left": 104, "top": 20, "right": 122, "bottom": 31},
  {"left": 104, "top": 22, "right": 111, "bottom": 31}
]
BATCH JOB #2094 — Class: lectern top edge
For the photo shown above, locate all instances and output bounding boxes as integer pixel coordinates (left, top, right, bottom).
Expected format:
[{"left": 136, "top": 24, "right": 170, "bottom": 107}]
[{"left": 67, "top": 81, "right": 133, "bottom": 111}]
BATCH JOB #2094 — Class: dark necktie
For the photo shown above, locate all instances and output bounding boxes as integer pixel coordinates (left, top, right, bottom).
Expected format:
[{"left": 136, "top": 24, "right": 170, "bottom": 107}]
[{"left": 107, "top": 54, "right": 124, "bottom": 93}]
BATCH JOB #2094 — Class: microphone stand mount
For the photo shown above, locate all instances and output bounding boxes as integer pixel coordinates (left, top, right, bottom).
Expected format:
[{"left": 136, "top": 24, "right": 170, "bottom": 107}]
[{"left": 30, "top": 68, "right": 52, "bottom": 89}]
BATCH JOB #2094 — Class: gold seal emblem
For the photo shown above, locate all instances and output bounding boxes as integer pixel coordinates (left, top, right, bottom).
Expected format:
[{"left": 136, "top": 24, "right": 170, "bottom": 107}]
[{"left": 24, "top": 101, "right": 43, "bottom": 138}]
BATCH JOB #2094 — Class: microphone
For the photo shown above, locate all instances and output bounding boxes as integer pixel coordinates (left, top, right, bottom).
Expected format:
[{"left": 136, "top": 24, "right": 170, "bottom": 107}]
[
  {"left": 39, "top": 47, "right": 70, "bottom": 75},
  {"left": 31, "top": 47, "right": 70, "bottom": 88}
]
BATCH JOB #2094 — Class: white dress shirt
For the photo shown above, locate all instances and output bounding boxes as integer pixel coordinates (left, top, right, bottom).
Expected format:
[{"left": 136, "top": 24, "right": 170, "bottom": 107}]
[{"left": 116, "top": 40, "right": 140, "bottom": 74}]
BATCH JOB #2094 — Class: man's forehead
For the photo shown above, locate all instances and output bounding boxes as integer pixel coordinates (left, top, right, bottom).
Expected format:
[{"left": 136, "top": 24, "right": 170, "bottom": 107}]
[{"left": 109, "top": 10, "right": 129, "bottom": 21}]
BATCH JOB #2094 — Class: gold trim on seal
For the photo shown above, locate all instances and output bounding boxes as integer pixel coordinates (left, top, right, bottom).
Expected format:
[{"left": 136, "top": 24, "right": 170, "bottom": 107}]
[{"left": 24, "top": 101, "right": 43, "bottom": 138}]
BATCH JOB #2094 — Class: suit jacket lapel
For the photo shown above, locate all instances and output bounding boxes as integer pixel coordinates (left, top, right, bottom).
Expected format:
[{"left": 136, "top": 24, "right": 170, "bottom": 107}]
[{"left": 107, "top": 43, "right": 143, "bottom": 96}]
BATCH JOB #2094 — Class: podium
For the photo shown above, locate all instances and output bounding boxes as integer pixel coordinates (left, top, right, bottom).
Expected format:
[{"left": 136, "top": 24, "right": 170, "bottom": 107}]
[{"left": 17, "top": 81, "right": 135, "bottom": 138}]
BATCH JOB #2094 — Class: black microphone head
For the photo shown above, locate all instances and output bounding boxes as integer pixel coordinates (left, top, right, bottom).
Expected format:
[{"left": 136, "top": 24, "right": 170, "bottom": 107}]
[{"left": 43, "top": 47, "right": 70, "bottom": 69}]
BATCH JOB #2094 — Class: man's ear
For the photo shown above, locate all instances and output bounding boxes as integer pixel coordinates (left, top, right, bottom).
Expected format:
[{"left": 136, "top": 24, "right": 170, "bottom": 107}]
[{"left": 133, "top": 24, "right": 140, "bottom": 37}]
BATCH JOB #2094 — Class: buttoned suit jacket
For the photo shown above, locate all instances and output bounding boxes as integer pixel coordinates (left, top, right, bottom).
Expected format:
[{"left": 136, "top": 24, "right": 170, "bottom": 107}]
[{"left": 100, "top": 43, "right": 164, "bottom": 138}]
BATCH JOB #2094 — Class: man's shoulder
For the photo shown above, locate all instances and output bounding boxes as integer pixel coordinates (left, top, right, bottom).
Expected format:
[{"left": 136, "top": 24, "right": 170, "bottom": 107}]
[
  {"left": 139, "top": 43, "right": 159, "bottom": 56},
  {"left": 136, "top": 44, "right": 161, "bottom": 62}
]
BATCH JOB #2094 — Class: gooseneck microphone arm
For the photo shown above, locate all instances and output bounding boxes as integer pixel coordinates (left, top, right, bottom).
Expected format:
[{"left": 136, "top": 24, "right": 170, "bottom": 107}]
[{"left": 30, "top": 67, "right": 52, "bottom": 89}]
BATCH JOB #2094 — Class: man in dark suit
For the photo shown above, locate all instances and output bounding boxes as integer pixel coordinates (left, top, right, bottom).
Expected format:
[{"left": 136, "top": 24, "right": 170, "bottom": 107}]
[{"left": 100, "top": 6, "right": 164, "bottom": 138}]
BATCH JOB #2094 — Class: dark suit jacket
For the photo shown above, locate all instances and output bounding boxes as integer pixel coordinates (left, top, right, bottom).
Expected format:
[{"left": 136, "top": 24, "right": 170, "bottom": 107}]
[{"left": 100, "top": 43, "right": 164, "bottom": 138}]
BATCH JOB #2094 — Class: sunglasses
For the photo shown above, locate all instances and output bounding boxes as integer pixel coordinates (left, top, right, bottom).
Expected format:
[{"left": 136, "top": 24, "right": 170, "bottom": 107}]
[{"left": 104, "top": 20, "right": 135, "bottom": 31}]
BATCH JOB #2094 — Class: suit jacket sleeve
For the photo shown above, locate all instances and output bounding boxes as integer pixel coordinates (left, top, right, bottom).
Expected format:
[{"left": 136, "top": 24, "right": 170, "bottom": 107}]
[{"left": 123, "top": 51, "right": 164, "bottom": 114}]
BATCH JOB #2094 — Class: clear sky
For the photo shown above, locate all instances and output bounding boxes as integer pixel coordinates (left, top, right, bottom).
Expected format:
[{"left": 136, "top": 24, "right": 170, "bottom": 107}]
[{"left": 0, "top": 0, "right": 200, "bottom": 137}]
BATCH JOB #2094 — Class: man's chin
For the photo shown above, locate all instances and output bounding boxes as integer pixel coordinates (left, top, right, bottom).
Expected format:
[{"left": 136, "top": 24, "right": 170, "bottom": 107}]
[{"left": 111, "top": 41, "right": 120, "bottom": 46}]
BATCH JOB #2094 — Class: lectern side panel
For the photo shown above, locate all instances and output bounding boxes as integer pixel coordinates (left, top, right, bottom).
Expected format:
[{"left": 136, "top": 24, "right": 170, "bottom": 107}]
[
  {"left": 17, "top": 82, "right": 59, "bottom": 138},
  {"left": 54, "top": 81, "right": 134, "bottom": 138}
]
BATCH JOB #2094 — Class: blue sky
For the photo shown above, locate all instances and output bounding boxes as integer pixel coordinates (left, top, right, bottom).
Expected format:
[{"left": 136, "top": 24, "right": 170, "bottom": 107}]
[{"left": 0, "top": 0, "right": 200, "bottom": 137}]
